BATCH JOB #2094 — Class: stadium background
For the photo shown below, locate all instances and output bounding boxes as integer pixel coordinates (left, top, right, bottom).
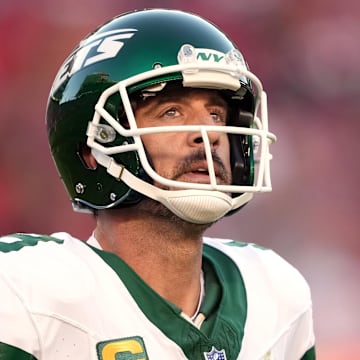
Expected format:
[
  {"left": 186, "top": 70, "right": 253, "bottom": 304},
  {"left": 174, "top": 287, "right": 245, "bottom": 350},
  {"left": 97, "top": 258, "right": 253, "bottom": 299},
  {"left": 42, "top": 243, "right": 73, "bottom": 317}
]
[{"left": 0, "top": 0, "right": 359, "bottom": 358}]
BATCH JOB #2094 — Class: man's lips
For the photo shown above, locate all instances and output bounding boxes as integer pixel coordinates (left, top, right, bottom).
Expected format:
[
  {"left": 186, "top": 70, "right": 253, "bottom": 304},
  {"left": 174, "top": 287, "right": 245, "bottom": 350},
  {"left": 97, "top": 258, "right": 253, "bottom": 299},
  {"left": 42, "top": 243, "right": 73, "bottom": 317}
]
[
  {"left": 178, "top": 171, "right": 211, "bottom": 183},
  {"left": 175, "top": 161, "right": 225, "bottom": 183},
  {"left": 189, "top": 160, "right": 220, "bottom": 175}
]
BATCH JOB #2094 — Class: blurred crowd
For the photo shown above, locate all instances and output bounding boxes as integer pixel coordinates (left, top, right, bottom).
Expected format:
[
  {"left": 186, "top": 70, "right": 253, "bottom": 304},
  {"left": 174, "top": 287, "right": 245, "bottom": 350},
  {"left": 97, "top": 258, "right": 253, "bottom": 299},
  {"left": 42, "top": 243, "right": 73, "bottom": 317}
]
[{"left": 0, "top": 0, "right": 359, "bottom": 358}]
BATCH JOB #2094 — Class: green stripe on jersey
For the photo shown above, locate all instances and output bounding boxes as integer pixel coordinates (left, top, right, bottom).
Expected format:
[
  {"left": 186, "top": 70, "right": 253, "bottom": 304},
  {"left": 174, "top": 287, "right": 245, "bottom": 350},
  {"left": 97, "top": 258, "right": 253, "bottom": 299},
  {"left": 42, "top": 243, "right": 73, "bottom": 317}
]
[
  {"left": 0, "top": 234, "right": 63, "bottom": 253},
  {"left": 88, "top": 243, "right": 247, "bottom": 360}
]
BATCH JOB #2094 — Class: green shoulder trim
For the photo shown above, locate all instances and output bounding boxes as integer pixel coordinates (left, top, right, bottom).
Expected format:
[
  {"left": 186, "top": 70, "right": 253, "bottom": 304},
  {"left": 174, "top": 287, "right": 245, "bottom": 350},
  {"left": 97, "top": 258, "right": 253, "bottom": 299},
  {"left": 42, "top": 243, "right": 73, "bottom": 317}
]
[
  {"left": 224, "top": 240, "right": 269, "bottom": 251},
  {"left": 301, "top": 346, "right": 316, "bottom": 360},
  {"left": 0, "top": 342, "right": 37, "bottom": 360},
  {"left": 0, "top": 234, "right": 63, "bottom": 253}
]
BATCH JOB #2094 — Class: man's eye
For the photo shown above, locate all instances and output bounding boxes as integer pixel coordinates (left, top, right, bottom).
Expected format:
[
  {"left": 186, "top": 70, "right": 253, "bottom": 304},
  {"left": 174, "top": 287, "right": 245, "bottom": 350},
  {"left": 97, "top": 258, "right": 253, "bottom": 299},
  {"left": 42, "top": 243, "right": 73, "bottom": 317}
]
[
  {"left": 210, "top": 111, "right": 226, "bottom": 124},
  {"left": 162, "top": 107, "right": 179, "bottom": 118}
]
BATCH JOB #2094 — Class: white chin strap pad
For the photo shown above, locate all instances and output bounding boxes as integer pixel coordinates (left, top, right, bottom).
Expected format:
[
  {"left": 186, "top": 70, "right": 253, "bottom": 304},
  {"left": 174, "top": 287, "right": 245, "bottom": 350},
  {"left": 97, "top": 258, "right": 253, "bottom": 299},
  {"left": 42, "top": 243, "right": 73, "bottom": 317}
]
[
  {"left": 119, "top": 167, "right": 253, "bottom": 225},
  {"left": 118, "top": 165, "right": 236, "bottom": 224},
  {"left": 161, "top": 190, "right": 233, "bottom": 224}
]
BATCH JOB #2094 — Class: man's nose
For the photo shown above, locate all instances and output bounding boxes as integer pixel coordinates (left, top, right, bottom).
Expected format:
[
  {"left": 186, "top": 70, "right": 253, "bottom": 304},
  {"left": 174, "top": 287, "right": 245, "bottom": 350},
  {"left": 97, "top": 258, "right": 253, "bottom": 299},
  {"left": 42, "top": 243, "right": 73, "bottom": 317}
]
[
  {"left": 186, "top": 114, "right": 222, "bottom": 148},
  {"left": 188, "top": 131, "right": 221, "bottom": 148}
]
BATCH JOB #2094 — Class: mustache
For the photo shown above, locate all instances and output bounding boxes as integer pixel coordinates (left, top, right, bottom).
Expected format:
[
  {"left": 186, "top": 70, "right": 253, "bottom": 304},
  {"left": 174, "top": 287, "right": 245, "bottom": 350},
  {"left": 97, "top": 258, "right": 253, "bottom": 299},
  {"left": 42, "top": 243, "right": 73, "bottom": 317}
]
[{"left": 171, "top": 149, "right": 231, "bottom": 184}]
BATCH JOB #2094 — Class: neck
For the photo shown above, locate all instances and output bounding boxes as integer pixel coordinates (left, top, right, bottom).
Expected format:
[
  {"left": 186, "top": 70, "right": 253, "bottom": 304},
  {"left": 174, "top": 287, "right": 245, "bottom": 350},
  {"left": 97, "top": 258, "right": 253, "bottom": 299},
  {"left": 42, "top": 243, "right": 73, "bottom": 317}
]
[{"left": 94, "top": 204, "right": 210, "bottom": 317}]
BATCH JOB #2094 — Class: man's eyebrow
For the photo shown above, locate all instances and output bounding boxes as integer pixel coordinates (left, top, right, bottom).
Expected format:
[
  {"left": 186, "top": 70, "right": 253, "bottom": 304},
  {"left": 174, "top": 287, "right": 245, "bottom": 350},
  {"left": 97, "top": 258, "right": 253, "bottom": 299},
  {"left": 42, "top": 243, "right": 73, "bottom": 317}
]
[
  {"left": 134, "top": 92, "right": 185, "bottom": 115},
  {"left": 134, "top": 96, "right": 168, "bottom": 116},
  {"left": 135, "top": 90, "right": 228, "bottom": 115},
  {"left": 205, "top": 95, "right": 228, "bottom": 108}
]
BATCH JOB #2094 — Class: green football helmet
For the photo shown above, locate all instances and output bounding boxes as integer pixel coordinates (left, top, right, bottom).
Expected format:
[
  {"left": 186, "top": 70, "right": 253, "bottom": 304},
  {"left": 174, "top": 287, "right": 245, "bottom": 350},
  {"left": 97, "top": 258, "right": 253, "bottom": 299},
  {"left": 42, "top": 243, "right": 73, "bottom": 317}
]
[{"left": 46, "top": 9, "right": 276, "bottom": 224}]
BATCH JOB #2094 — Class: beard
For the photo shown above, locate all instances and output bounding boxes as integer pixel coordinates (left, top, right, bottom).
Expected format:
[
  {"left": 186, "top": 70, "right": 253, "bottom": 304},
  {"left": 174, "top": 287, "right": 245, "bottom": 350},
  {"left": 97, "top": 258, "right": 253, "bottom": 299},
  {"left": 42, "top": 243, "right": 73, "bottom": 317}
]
[
  {"left": 134, "top": 196, "right": 215, "bottom": 234},
  {"left": 131, "top": 148, "right": 231, "bottom": 230},
  {"left": 149, "top": 148, "right": 232, "bottom": 192}
]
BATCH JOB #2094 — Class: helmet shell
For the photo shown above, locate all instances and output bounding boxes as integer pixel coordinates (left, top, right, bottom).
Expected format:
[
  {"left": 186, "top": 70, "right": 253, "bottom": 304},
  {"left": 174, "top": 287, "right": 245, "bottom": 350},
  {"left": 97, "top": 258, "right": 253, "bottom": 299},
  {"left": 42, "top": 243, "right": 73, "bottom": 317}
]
[{"left": 46, "top": 9, "right": 252, "bottom": 211}]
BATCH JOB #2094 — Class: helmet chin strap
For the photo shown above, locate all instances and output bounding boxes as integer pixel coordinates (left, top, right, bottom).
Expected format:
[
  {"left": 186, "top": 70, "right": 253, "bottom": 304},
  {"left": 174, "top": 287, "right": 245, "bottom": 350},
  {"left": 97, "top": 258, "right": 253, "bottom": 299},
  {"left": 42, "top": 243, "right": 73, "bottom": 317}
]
[
  {"left": 121, "top": 169, "right": 239, "bottom": 224},
  {"left": 91, "top": 149, "right": 253, "bottom": 224}
]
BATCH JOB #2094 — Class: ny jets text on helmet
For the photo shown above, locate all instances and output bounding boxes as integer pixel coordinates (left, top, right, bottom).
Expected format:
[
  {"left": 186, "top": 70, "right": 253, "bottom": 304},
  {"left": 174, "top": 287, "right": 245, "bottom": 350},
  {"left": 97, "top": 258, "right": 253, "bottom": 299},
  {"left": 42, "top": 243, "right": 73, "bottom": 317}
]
[{"left": 51, "top": 29, "right": 137, "bottom": 93}]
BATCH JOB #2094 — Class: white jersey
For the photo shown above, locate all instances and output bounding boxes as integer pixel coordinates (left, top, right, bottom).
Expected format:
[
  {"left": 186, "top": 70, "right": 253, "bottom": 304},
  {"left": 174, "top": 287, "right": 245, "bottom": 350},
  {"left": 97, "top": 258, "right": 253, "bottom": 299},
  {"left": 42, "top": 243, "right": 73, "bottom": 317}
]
[{"left": 0, "top": 232, "right": 315, "bottom": 360}]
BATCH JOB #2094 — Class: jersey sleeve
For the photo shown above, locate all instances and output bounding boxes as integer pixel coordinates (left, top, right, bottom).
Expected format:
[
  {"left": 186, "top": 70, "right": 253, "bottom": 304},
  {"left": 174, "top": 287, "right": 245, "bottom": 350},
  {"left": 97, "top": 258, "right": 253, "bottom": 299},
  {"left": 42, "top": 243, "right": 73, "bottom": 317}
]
[
  {"left": 0, "top": 237, "right": 40, "bottom": 358},
  {"left": 203, "top": 237, "right": 316, "bottom": 359},
  {"left": 239, "top": 242, "right": 316, "bottom": 359}
]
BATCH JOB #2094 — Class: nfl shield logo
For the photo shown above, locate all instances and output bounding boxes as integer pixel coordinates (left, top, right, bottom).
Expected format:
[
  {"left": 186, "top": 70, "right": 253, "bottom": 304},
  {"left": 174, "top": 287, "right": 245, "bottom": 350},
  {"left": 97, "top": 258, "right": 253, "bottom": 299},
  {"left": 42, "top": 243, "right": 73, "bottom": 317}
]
[{"left": 203, "top": 346, "right": 227, "bottom": 360}]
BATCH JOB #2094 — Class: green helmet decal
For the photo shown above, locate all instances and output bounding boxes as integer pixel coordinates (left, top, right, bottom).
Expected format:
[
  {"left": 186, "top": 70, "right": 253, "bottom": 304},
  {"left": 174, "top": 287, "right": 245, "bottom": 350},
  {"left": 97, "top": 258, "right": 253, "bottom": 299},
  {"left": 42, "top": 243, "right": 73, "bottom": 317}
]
[{"left": 46, "top": 9, "right": 276, "bottom": 221}]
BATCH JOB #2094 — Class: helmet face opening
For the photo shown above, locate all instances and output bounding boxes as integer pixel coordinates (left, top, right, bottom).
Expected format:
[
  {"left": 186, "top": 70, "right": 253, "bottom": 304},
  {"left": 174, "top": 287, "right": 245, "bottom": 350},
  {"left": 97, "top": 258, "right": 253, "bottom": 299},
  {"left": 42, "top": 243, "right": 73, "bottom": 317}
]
[{"left": 46, "top": 9, "right": 276, "bottom": 221}]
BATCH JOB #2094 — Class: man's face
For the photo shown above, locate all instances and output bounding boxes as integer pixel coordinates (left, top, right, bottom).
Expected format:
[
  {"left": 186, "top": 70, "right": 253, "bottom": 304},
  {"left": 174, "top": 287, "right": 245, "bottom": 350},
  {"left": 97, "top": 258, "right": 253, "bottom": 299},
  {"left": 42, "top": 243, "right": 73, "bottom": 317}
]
[{"left": 134, "top": 86, "right": 232, "bottom": 190}]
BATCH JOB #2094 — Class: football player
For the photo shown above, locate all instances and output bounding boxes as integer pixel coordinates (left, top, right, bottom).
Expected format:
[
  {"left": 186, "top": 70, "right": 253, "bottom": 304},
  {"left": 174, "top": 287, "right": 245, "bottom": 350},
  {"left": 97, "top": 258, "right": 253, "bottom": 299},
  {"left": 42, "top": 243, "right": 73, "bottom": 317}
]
[{"left": 0, "top": 9, "right": 315, "bottom": 359}]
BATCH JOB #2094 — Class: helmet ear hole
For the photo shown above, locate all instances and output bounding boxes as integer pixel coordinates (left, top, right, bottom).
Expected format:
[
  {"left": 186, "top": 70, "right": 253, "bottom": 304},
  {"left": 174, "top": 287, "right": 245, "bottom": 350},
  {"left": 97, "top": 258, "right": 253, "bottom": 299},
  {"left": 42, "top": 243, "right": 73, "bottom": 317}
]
[
  {"left": 118, "top": 105, "right": 130, "bottom": 129},
  {"left": 78, "top": 144, "right": 98, "bottom": 170}
]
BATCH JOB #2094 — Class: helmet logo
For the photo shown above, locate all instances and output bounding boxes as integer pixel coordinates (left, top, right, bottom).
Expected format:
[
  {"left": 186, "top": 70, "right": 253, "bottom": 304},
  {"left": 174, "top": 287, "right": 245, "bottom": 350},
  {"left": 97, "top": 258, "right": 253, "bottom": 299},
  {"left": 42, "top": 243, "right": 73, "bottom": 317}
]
[
  {"left": 196, "top": 51, "right": 224, "bottom": 63},
  {"left": 178, "top": 44, "right": 227, "bottom": 65},
  {"left": 51, "top": 29, "right": 137, "bottom": 93},
  {"left": 178, "top": 44, "right": 246, "bottom": 67}
]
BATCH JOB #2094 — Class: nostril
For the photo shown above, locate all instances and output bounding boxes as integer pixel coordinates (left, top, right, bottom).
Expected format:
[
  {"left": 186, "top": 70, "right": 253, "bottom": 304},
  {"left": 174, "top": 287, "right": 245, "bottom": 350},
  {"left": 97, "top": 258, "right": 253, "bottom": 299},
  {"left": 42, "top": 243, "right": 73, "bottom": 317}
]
[{"left": 194, "top": 137, "right": 203, "bottom": 144}]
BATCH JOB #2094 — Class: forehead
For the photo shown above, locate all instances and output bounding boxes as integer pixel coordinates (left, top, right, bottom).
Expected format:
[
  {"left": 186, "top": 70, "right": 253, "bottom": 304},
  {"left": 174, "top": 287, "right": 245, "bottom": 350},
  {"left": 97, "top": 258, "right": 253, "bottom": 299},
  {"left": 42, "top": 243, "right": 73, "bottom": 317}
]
[{"left": 133, "top": 84, "right": 229, "bottom": 110}]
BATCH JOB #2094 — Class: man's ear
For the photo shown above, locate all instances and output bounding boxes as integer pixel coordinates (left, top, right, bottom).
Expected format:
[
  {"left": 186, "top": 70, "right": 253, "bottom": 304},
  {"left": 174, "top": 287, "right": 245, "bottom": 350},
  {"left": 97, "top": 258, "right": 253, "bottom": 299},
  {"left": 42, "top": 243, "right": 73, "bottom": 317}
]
[{"left": 79, "top": 144, "right": 98, "bottom": 170}]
